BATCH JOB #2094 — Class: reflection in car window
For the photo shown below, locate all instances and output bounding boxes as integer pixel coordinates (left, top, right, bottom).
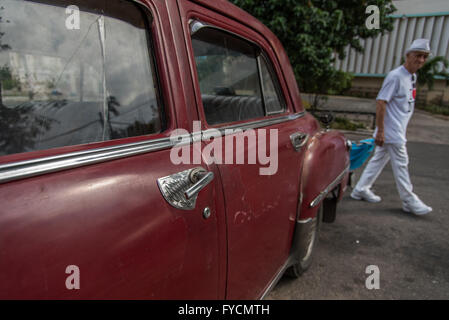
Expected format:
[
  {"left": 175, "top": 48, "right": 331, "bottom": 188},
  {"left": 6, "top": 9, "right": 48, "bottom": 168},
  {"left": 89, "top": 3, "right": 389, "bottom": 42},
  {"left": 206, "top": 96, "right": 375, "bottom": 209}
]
[
  {"left": 191, "top": 27, "right": 285, "bottom": 126},
  {"left": 192, "top": 28, "right": 264, "bottom": 125},
  {"left": 0, "top": 0, "right": 164, "bottom": 156}
]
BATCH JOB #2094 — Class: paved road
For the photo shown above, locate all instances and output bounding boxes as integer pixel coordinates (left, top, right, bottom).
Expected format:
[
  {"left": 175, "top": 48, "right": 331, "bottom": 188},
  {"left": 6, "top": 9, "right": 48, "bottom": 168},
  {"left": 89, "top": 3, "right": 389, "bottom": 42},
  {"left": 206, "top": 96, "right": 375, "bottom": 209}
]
[
  {"left": 267, "top": 108, "right": 449, "bottom": 299},
  {"left": 302, "top": 93, "right": 378, "bottom": 113}
]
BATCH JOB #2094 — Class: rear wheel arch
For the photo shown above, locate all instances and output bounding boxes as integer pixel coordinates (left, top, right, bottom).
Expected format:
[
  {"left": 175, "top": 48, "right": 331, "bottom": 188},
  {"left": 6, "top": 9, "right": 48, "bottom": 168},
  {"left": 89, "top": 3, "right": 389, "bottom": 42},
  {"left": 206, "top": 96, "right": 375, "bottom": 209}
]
[
  {"left": 285, "top": 204, "right": 323, "bottom": 278},
  {"left": 285, "top": 130, "right": 349, "bottom": 277},
  {"left": 298, "top": 130, "right": 349, "bottom": 221}
]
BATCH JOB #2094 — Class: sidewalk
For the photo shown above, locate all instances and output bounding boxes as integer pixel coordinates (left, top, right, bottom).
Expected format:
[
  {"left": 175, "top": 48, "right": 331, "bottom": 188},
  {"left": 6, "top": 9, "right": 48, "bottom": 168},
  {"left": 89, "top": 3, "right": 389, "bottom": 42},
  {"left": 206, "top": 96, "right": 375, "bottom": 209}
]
[
  {"left": 269, "top": 95, "right": 449, "bottom": 300},
  {"left": 301, "top": 94, "right": 449, "bottom": 145},
  {"left": 407, "top": 109, "right": 449, "bottom": 145},
  {"left": 301, "top": 94, "right": 377, "bottom": 129},
  {"left": 301, "top": 94, "right": 376, "bottom": 113}
]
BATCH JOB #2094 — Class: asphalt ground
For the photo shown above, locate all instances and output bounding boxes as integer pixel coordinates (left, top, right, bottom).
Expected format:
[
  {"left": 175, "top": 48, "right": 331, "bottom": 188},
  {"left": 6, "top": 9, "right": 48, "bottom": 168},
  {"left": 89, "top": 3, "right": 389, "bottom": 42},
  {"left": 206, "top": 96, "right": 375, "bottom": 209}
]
[{"left": 267, "top": 108, "right": 449, "bottom": 300}]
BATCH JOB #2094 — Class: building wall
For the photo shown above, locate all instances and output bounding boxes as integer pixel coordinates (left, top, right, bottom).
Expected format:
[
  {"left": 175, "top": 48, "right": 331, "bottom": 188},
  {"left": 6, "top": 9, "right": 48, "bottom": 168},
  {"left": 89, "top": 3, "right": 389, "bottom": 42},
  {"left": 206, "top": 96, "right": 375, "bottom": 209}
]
[
  {"left": 350, "top": 77, "right": 449, "bottom": 105},
  {"left": 334, "top": 11, "right": 449, "bottom": 105}
]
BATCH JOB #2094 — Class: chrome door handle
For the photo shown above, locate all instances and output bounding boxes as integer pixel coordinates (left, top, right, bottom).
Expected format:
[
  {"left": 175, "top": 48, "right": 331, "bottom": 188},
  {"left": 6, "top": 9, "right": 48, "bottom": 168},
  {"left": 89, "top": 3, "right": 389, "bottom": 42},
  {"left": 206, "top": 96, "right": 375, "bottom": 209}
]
[
  {"left": 157, "top": 167, "right": 214, "bottom": 210},
  {"left": 185, "top": 170, "right": 214, "bottom": 199},
  {"left": 290, "top": 132, "right": 309, "bottom": 151}
]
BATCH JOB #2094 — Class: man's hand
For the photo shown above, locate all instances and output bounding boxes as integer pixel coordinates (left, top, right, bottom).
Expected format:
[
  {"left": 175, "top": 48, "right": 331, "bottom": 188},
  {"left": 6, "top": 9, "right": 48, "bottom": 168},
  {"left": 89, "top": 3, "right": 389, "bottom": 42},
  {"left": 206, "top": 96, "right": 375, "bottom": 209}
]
[
  {"left": 375, "top": 100, "right": 387, "bottom": 146},
  {"left": 375, "top": 130, "right": 385, "bottom": 146}
]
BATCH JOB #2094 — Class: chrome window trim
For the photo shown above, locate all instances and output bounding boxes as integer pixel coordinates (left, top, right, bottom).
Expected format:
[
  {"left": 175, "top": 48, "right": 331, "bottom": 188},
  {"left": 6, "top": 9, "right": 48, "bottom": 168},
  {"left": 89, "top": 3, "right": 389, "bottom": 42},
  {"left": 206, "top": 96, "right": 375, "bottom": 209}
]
[
  {"left": 0, "top": 110, "right": 306, "bottom": 184},
  {"left": 265, "top": 110, "right": 284, "bottom": 116},
  {"left": 0, "top": 135, "right": 190, "bottom": 184},
  {"left": 256, "top": 54, "right": 267, "bottom": 114},
  {"left": 309, "top": 164, "right": 350, "bottom": 208},
  {"left": 190, "top": 20, "right": 258, "bottom": 48},
  {"left": 202, "top": 112, "right": 305, "bottom": 138}
]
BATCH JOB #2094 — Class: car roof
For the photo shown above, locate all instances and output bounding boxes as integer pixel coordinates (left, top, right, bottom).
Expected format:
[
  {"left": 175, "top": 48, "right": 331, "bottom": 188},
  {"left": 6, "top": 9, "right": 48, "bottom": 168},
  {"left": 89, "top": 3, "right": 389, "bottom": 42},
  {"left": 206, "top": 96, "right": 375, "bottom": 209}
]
[{"left": 190, "top": 0, "right": 278, "bottom": 47}]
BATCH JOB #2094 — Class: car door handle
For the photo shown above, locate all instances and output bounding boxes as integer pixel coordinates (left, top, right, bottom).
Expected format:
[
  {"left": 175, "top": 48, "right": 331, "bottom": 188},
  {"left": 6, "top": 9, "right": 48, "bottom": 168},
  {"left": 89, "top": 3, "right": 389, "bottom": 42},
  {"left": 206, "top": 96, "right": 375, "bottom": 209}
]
[
  {"left": 157, "top": 167, "right": 214, "bottom": 210},
  {"left": 185, "top": 170, "right": 214, "bottom": 199},
  {"left": 290, "top": 132, "right": 309, "bottom": 151}
]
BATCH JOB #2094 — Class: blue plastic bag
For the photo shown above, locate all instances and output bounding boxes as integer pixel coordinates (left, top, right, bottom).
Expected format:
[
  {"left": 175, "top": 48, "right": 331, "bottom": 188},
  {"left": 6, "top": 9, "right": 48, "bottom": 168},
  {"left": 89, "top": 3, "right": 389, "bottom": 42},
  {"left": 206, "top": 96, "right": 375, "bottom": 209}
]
[{"left": 349, "top": 138, "right": 375, "bottom": 171}]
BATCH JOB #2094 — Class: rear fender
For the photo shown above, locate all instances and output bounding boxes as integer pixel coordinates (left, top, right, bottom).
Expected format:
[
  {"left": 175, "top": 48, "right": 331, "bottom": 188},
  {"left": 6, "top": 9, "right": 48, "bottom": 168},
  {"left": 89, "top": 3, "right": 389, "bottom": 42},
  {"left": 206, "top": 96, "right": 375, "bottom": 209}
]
[{"left": 298, "top": 130, "right": 350, "bottom": 221}]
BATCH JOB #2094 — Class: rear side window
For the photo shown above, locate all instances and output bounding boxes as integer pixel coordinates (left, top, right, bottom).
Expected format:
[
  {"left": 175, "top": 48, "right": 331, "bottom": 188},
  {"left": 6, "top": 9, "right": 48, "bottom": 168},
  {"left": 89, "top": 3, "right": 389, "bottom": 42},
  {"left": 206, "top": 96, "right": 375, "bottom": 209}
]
[
  {"left": 0, "top": 0, "right": 164, "bottom": 156},
  {"left": 260, "top": 55, "right": 285, "bottom": 115},
  {"left": 191, "top": 25, "right": 285, "bottom": 125}
]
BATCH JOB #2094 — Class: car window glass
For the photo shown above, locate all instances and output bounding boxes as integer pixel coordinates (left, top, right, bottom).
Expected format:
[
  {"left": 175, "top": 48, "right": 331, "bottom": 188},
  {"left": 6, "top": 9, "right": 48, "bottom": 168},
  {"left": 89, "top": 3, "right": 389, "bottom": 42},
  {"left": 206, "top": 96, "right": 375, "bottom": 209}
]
[
  {"left": 0, "top": 0, "right": 164, "bottom": 156},
  {"left": 259, "top": 55, "right": 285, "bottom": 115},
  {"left": 191, "top": 27, "right": 264, "bottom": 125}
]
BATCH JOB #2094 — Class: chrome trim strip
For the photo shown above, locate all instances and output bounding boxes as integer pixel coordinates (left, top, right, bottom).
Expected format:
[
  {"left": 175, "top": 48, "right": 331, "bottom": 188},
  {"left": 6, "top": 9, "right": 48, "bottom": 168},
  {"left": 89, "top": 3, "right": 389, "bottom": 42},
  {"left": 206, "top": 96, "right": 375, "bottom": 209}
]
[
  {"left": 257, "top": 55, "right": 266, "bottom": 112},
  {"left": 0, "top": 112, "right": 305, "bottom": 184},
  {"left": 0, "top": 135, "right": 191, "bottom": 184},
  {"left": 202, "top": 112, "right": 305, "bottom": 138},
  {"left": 297, "top": 217, "right": 315, "bottom": 224},
  {"left": 309, "top": 164, "right": 350, "bottom": 208},
  {"left": 260, "top": 257, "right": 291, "bottom": 300}
]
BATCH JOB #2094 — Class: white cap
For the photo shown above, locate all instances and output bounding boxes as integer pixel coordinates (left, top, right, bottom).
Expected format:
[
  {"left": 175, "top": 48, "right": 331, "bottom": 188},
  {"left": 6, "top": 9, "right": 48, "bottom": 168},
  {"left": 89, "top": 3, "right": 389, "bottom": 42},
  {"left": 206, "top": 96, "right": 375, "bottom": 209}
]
[{"left": 405, "top": 38, "right": 431, "bottom": 55}]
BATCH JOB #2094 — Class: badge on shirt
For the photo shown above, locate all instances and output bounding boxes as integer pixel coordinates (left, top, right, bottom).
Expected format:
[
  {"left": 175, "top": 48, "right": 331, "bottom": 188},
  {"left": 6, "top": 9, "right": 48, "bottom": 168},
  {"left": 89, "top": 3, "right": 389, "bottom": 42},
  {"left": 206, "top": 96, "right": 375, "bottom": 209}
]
[{"left": 408, "top": 74, "right": 416, "bottom": 112}]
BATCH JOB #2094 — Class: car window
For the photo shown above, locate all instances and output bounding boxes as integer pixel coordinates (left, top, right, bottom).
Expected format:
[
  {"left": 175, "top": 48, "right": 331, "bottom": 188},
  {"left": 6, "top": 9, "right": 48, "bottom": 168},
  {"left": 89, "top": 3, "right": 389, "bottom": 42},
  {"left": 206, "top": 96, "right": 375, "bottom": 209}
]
[
  {"left": 0, "top": 0, "right": 164, "bottom": 156},
  {"left": 191, "top": 26, "right": 286, "bottom": 126},
  {"left": 259, "top": 55, "right": 286, "bottom": 115},
  {"left": 191, "top": 27, "right": 264, "bottom": 125}
]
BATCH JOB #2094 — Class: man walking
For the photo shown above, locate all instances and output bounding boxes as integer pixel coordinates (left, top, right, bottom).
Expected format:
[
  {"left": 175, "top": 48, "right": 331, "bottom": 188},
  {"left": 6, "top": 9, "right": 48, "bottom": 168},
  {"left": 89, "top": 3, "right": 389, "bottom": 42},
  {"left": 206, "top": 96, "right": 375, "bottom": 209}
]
[{"left": 351, "top": 39, "right": 432, "bottom": 215}]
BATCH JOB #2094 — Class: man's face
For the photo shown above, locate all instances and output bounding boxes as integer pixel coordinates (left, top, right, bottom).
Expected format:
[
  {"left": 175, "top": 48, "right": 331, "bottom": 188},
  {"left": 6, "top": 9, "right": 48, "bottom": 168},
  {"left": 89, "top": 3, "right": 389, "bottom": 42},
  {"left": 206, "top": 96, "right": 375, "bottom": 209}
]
[{"left": 406, "top": 51, "right": 429, "bottom": 71}]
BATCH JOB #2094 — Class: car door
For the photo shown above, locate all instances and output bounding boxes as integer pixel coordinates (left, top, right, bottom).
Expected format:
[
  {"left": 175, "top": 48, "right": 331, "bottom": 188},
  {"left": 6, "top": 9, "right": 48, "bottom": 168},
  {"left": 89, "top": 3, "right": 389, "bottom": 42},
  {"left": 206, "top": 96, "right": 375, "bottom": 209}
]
[
  {"left": 178, "top": 0, "right": 318, "bottom": 299},
  {"left": 0, "top": 0, "right": 225, "bottom": 299}
]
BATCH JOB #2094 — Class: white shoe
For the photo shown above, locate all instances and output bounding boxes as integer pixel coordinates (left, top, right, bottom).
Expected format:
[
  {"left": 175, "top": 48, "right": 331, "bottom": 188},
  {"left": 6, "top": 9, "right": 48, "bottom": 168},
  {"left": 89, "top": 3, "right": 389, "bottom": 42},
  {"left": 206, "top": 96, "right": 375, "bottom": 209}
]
[
  {"left": 350, "top": 188, "right": 381, "bottom": 203},
  {"left": 402, "top": 199, "right": 432, "bottom": 215}
]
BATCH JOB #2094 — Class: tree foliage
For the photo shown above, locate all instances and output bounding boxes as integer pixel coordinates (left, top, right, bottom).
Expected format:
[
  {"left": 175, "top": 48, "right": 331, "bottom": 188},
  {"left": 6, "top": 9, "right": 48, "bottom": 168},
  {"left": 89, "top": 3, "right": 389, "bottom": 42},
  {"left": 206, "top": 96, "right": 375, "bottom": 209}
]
[
  {"left": 417, "top": 56, "right": 449, "bottom": 90},
  {"left": 0, "top": 66, "right": 20, "bottom": 90},
  {"left": 230, "top": 0, "right": 396, "bottom": 94}
]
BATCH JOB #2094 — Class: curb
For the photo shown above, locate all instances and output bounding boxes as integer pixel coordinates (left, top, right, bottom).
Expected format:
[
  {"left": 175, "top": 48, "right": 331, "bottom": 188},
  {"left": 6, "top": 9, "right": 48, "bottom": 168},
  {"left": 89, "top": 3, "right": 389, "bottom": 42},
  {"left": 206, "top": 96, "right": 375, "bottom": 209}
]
[{"left": 338, "top": 129, "right": 374, "bottom": 136}]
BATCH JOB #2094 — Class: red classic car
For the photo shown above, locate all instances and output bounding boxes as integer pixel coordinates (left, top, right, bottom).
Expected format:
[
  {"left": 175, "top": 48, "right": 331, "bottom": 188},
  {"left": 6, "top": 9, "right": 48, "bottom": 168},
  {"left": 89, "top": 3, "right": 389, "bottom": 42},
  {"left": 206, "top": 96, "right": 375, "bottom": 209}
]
[{"left": 0, "top": 0, "right": 350, "bottom": 299}]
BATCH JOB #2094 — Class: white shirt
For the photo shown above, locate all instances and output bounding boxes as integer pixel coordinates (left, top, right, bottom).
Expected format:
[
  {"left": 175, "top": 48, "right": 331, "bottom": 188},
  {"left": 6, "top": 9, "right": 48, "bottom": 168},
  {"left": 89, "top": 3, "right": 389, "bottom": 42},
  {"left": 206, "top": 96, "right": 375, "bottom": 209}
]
[{"left": 374, "top": 65, "right": 416, "bottom": 144}]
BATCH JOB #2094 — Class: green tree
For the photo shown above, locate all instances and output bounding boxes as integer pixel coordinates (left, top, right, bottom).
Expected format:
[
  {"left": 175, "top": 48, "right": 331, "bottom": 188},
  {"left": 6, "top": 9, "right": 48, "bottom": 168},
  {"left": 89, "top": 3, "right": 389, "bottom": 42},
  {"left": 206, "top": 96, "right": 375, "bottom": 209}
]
[
  {"left": 230, "top": 0, "right": 396, "bottom": 109},
  {"left": 416, "top": 56, "right": 449, "bottom": 91},
  {"left": 0, "top": 65, "right": 20, "bottom": 90},
  {"left": 1, "top": 6, "right": 12, "bottom": 105}
]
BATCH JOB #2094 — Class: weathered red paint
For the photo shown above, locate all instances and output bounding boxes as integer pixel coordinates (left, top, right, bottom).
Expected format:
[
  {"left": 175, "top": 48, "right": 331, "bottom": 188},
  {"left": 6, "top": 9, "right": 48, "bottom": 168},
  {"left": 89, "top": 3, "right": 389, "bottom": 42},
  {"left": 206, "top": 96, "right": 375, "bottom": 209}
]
[{"left": 0, "top": 0, "right": 349, "bottom": 299}]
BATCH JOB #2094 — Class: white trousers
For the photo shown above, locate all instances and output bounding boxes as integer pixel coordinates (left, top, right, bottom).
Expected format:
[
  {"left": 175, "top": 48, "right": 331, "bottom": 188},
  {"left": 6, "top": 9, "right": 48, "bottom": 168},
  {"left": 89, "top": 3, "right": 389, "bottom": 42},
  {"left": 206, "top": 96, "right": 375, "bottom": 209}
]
[{"left": 354, "top": 143, "right": 418, "bottom": 203}]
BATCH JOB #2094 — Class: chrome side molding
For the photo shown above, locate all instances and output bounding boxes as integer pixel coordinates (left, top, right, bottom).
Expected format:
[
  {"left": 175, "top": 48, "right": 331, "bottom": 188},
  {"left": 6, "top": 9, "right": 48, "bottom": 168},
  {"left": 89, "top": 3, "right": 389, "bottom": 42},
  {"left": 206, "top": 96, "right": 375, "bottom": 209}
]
[
  {"left": 0, "top": 112, "right": 305, "bottom": 185},
  {"left": 202, "top": 112, "right": 305, "bottom": 139},
  {"left": 309, "top": 164, "right": 350, "bottom": 208},
  {"left": 0, "top": 136, "right": 186, "bottom": 185}
]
